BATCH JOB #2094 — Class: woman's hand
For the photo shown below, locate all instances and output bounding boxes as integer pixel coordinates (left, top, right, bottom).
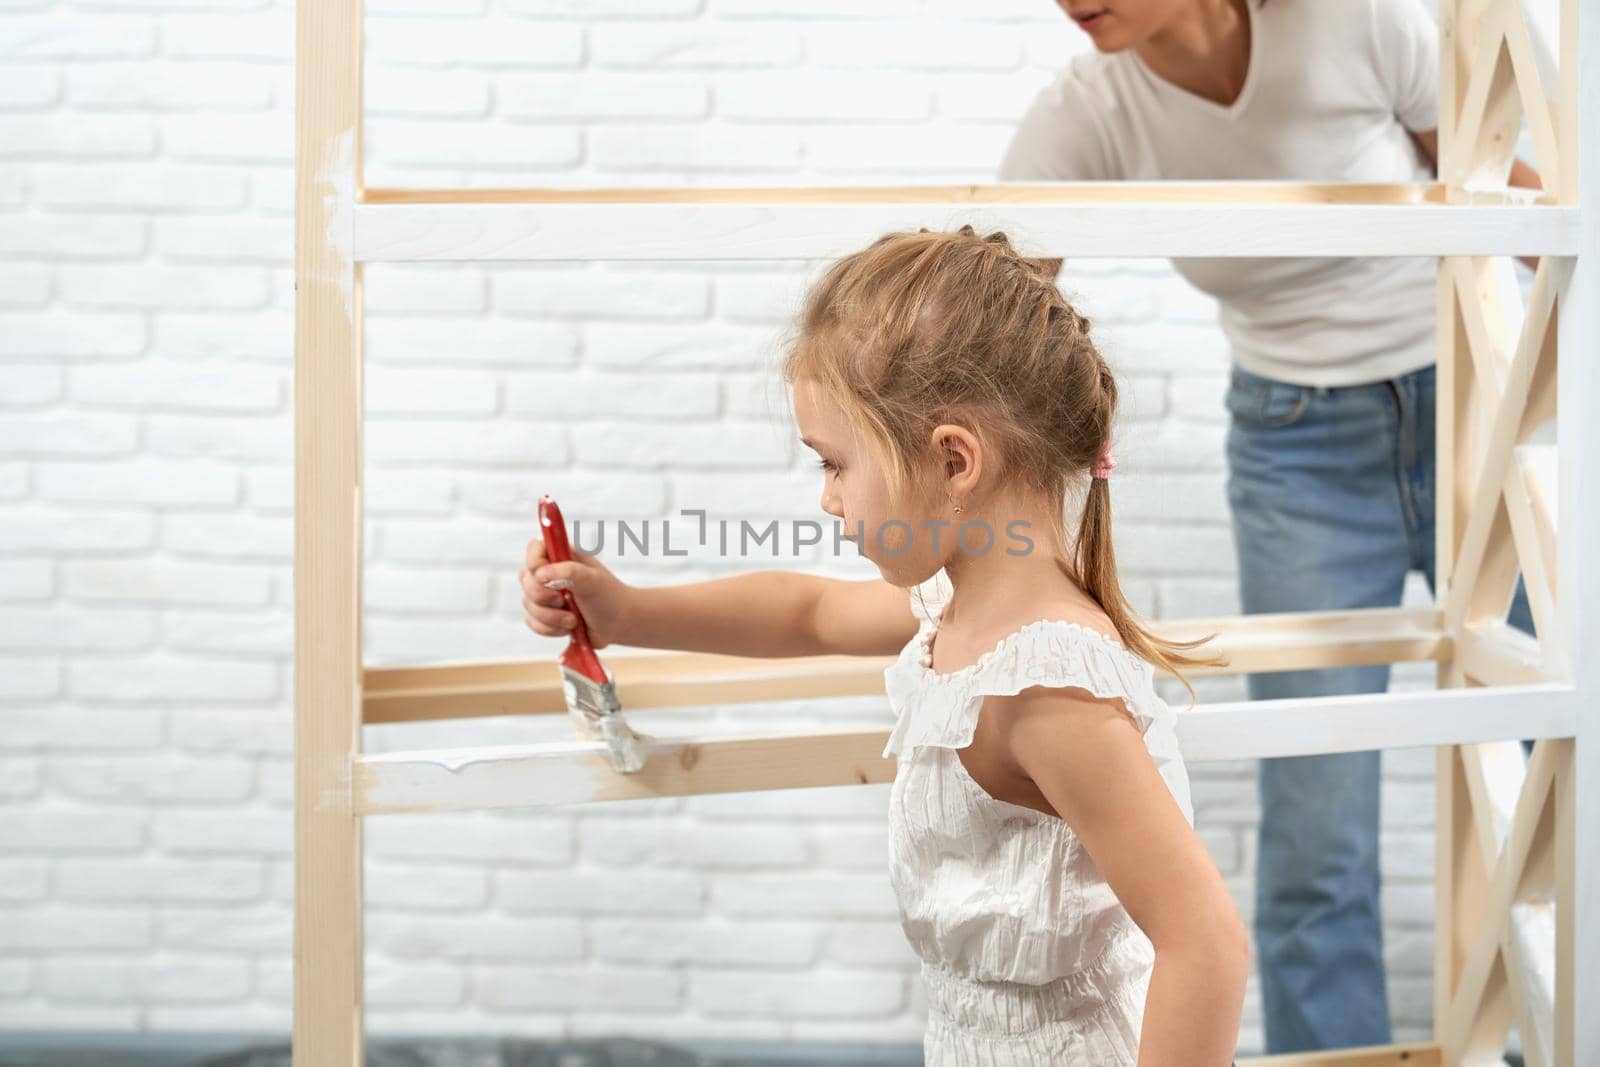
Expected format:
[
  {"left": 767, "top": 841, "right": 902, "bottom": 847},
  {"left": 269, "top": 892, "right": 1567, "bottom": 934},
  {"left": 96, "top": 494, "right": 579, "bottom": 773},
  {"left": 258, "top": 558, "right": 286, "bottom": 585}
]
[{"left": 519, "top": 537, "right": 634, "bottom": 649}]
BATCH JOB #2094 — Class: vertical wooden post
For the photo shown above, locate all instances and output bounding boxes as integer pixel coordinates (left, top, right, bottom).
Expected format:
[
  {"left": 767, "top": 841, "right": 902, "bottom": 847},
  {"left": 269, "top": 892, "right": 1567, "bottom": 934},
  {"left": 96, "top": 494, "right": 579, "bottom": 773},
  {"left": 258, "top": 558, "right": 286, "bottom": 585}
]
[
  {"left": 1554, "top": 1, "right": 1595, "bottom": 1062},
  {"left": 1434, "top": 0, "right": 1473, "bottom": 1043},
  {"left": 1437, "top": 4, "right": 1593, "bottom": 1062},
  {"left": 293, "top": 0, "right": 365, "bottom": 1060}
]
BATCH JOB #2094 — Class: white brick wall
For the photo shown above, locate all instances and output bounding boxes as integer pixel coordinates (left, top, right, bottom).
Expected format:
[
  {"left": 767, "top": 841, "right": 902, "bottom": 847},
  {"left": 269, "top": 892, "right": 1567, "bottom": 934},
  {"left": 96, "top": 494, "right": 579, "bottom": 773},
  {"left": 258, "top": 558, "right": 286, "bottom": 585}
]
[{"left": 0, "top": 0, "right": 1447, "bottom": 1052}]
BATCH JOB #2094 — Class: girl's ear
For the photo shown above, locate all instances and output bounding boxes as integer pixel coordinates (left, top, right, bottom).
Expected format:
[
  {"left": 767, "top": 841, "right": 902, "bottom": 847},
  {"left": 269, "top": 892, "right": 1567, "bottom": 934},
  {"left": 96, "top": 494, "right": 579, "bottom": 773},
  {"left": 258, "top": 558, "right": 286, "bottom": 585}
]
[
  {"left": 931, "top": 423, "right": 982, "bottom": 494},
  {"left": 943, "top": 435, "right": 965, "bottom": 477}
]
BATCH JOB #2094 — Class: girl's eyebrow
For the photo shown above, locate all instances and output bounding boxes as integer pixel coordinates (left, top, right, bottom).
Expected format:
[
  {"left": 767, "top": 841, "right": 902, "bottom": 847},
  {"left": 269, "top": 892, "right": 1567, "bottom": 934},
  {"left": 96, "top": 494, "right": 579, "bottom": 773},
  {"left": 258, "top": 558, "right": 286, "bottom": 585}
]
[{"left": 800, "top": 436, "right": 828, "bottom": 452}]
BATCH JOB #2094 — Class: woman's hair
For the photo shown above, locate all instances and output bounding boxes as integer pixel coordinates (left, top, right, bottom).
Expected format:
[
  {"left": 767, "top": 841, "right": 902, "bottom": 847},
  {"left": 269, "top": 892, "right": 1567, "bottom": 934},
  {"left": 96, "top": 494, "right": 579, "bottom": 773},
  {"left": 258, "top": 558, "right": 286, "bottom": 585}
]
[{"left": 781, "top": 225, "right": 1223, "bottom": 698}]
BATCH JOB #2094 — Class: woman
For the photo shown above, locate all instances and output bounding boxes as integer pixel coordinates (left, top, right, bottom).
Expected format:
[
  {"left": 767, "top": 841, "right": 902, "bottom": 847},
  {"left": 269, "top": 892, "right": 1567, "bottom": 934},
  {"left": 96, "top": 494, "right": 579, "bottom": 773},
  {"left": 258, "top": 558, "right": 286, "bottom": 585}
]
[{"left": 999, "top": 0, "right": 1539, "bottom": 1054}]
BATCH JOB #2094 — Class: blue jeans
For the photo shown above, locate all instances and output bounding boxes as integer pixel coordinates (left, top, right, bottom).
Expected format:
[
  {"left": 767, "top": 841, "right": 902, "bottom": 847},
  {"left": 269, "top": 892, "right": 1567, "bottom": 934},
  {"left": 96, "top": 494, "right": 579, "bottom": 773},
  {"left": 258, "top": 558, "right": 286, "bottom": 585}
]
[{"left": 1224, "top": 363, "right": 1535, "bottom": 1054}]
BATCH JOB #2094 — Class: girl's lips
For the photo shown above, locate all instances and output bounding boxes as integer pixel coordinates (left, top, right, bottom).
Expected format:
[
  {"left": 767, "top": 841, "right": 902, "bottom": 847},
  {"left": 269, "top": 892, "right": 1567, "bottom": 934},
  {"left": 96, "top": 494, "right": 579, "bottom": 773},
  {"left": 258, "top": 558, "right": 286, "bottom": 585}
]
[{"left": 1074, "top": 9, "right": 1109, "bottom": 28}]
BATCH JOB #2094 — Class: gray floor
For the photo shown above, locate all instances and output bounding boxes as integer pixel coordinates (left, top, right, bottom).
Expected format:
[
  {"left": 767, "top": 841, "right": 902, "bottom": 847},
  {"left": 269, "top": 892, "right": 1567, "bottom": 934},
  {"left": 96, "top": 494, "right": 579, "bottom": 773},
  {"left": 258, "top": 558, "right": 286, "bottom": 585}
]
[{"left": 0, "top": 1034, "right": 925, "bottom": 1067}]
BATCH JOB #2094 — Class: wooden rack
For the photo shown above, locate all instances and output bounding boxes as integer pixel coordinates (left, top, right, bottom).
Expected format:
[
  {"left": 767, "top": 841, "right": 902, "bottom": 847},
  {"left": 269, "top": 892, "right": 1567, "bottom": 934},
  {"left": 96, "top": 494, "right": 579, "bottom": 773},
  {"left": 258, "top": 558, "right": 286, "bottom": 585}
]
[{"left": 293, "top": 1, "right": 1597, "bottom": 1062}]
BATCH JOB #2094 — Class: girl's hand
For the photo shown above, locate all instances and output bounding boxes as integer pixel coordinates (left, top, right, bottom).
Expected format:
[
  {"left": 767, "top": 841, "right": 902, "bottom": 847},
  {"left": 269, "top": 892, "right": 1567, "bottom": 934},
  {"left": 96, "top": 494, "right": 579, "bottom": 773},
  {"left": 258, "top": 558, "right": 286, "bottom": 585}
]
[{"left": 519, "top": 537, "right": 634, "bottom": 649}]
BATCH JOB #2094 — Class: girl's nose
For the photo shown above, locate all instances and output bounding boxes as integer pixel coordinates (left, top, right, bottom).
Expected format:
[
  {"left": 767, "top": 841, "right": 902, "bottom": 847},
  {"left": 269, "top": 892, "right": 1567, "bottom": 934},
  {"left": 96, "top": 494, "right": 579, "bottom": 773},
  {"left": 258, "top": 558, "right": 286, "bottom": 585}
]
[{"left": 819, "top": 489, "right": 844, "bottom": 519}]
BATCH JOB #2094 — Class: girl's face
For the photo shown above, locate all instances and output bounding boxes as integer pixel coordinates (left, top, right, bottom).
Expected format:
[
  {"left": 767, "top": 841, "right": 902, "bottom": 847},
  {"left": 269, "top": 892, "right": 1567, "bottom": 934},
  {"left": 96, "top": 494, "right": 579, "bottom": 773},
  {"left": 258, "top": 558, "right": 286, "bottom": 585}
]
[
  {"left": 792, "top": 377, "right": 942, "bottom": 587},
  {"left": 1055, "top": 0, "right": 1189, "bottom": 52}
]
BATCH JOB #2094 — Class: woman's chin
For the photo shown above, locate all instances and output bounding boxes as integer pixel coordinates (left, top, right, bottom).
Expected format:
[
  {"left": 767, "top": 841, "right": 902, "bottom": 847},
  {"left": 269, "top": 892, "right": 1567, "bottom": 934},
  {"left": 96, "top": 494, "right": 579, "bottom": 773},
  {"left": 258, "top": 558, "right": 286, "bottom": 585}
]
[
  {"left": 1086, "top": 34, "right": 1134, "bottom": 54},
  {"left": 1076, "top": 20, "right": 1135, "bottom": 54}
]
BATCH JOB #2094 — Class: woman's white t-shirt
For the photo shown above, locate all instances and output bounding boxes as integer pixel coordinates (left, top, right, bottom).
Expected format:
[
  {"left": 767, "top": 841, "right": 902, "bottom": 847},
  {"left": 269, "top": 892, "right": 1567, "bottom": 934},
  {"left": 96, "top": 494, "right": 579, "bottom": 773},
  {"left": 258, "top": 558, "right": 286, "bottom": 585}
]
[{"left": 999, "top": 0, "right": 1441, "bottom": 388}]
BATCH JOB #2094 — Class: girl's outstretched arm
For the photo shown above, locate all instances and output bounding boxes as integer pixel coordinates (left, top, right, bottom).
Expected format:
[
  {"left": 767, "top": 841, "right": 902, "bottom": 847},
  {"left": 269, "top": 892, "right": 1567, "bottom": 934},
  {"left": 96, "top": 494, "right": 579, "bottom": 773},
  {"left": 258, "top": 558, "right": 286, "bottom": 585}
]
[
  {"left": 524, "top": 532, "right": 916, "bottom": 658},
  {"left": 991, "top": 685, "right": 1249, "bottom": 1067},
  {"left": 623, "top": 573, "right": 915, "bottom": 658}
]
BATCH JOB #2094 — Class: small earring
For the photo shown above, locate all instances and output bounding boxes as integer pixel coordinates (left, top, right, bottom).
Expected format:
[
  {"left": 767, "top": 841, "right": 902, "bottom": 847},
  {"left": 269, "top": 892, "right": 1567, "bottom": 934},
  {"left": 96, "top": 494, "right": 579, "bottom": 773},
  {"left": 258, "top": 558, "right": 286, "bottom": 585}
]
[{"left": 951, "top": 500, "right": 963, "bottom": 515}]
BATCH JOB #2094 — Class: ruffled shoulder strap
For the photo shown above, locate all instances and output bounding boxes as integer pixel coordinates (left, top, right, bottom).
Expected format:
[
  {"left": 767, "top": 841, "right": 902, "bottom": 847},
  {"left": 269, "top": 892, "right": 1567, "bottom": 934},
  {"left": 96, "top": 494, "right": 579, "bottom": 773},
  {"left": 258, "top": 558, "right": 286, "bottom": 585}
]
[{"left": 882, "top": 617, "right": 1163, "bottom": 759}]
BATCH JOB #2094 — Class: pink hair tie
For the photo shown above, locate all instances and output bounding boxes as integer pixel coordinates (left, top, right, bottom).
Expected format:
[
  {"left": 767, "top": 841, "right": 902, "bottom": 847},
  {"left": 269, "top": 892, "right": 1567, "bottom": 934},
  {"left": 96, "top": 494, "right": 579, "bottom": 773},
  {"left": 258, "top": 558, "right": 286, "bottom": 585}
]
[{"left": 1091, "top": 441, "right": 1116, "bottom": 480}]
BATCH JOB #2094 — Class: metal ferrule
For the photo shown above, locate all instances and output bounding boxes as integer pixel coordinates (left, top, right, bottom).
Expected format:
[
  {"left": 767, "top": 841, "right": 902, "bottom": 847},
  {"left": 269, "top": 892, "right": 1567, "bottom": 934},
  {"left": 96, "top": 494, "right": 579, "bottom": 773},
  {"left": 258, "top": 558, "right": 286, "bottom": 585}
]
[{"left": 560, "top": 666, "right": 649, "bottom": 774}]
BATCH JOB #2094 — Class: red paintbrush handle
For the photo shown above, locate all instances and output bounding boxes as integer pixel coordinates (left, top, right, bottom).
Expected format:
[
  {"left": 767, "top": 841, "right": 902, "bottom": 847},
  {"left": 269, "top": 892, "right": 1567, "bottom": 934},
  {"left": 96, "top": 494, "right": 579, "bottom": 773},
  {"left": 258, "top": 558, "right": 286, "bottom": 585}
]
[
  {"left": 537, "top": 495, "right": 609, "bottom": 686},
  {"left": 539, "top": 494, "right": 574, "bottom": 564}
]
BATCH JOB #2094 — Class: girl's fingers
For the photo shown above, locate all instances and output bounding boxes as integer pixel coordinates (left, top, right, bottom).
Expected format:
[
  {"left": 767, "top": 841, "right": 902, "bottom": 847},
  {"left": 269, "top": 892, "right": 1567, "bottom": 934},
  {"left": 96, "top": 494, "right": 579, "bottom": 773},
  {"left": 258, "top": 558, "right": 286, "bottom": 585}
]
[
  {"left": 523, "top": 595, "right": 572, "bottom": 623},
  {"left": 523, "top": 607, "right": 576, "bottom": 635},
  {"left": 517, "top": 554, "right": 586, "bottom": 635},
  {"left": 519, "top": 568, "right": 567, "bottom": 608},
  {"left": 521, "top": 588, "right": 568, "bottom": 615},
  {"left": 523, "top": 538, "right": 546, "bottom": 569}
]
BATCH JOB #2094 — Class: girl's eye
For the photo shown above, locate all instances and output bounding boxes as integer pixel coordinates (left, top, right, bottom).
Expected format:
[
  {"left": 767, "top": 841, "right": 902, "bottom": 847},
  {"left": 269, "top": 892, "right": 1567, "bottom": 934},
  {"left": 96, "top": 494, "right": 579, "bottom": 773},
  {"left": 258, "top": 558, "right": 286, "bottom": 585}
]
[{"left": 816, "top": 459, "right": 839, "bottom": 474}]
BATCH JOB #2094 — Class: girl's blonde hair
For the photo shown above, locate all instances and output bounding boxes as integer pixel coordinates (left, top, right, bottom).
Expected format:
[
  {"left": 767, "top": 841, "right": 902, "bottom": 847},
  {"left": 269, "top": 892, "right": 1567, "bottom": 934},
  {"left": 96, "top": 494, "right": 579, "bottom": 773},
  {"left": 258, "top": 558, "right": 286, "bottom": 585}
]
[{"left": 782, "top": 225, "right": 1223, "bottom": 697}]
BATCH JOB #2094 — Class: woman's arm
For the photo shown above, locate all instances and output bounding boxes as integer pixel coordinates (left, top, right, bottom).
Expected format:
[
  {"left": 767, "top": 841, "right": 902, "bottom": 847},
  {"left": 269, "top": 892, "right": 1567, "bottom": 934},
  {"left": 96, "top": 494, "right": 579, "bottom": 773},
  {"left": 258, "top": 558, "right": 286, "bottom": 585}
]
[
  {"left": 992, "top": 686, "right": 1249, "bottom": 1067},
  {"left": 1409, "top": 126, "right": 1544, "bottom": 270},
  {"left": 1408, "top": 127, "right": 1544, "bottom": 192}
]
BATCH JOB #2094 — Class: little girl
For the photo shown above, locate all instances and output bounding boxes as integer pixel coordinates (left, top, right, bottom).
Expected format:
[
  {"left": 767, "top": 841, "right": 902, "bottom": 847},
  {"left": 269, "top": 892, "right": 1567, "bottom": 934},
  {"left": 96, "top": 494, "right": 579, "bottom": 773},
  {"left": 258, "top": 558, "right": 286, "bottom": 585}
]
[{"left": 519, "top": 226, "right": 1247, "bottom": 1065}]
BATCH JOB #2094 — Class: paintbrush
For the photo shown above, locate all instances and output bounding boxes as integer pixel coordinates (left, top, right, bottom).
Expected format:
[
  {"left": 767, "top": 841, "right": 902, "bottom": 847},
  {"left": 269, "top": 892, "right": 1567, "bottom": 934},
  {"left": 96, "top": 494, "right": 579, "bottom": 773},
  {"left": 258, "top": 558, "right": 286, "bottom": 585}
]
[{"left": 537, "top": 495, "right": 650, "bottom": 774}]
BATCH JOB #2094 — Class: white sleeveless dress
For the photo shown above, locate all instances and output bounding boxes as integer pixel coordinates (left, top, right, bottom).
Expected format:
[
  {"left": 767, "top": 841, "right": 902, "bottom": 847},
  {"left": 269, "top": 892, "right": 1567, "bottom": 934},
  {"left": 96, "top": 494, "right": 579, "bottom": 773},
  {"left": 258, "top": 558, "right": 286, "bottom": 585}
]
[{"left": 882, "top": 571, "right": 1196, "bottom": 1066}]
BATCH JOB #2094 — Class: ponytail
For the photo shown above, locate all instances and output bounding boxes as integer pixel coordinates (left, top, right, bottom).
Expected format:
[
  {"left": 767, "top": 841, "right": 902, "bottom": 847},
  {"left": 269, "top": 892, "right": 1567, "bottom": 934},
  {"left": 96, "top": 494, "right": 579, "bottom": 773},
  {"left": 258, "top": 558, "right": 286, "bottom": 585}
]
[{"left": 1068, "top": 477, "right": 1225, "bottom": 705}]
